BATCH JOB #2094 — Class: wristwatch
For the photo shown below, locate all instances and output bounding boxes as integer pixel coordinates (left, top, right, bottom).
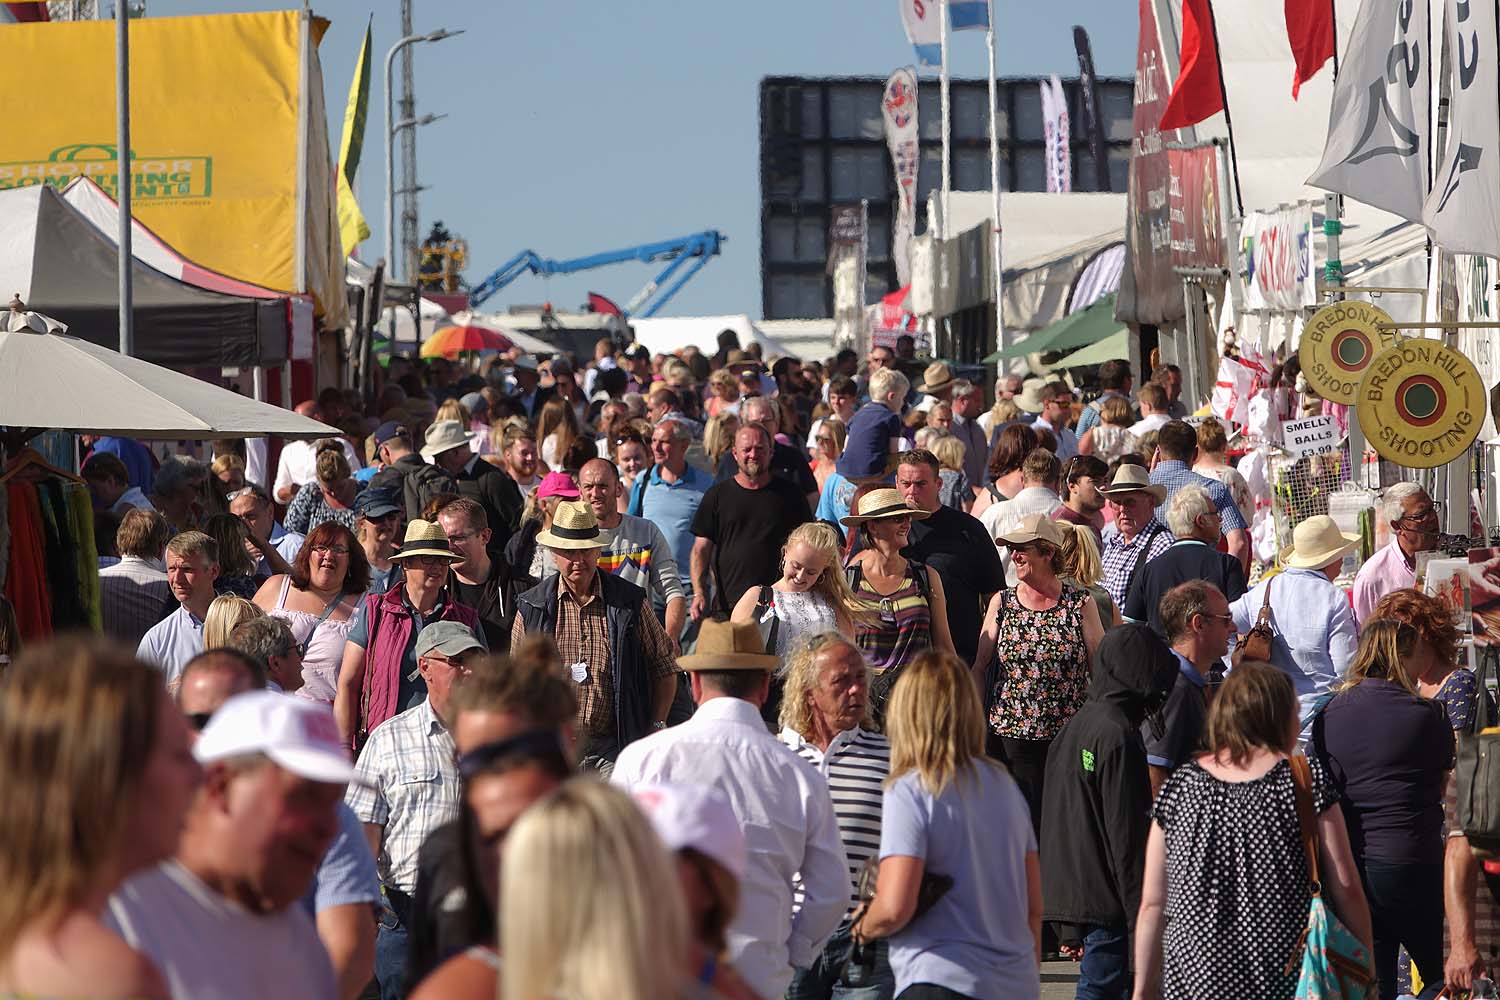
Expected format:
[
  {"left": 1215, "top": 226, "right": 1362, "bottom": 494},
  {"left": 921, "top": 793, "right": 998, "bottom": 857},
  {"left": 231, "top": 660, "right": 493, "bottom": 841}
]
[{"left": 652, "top": 721, "right": 668, "bottom": 731}]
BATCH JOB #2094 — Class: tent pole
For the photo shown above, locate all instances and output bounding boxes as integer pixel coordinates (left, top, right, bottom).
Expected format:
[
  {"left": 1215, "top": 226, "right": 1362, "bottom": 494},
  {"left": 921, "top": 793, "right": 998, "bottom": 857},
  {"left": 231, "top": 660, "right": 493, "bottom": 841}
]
[{"left": 116, "top": 0, "right": 133, "bottom": 358}]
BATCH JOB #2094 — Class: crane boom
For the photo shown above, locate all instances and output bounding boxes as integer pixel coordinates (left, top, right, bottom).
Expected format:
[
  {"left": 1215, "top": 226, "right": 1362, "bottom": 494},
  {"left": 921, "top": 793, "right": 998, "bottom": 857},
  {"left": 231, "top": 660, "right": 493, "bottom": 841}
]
[{"left": 468, "top": 230, "right": 726, "bottom": 316}]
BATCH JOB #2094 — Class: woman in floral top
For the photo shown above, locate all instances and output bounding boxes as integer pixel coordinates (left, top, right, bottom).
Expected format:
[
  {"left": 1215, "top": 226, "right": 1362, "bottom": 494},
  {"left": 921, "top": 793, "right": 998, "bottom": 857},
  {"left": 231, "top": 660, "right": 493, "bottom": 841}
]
[
  {"left": 283, "top": 443, "right": 360, "bottom": 536},
  {"left": 973, "top": 512, "right": 1103, "bottom": 832}
]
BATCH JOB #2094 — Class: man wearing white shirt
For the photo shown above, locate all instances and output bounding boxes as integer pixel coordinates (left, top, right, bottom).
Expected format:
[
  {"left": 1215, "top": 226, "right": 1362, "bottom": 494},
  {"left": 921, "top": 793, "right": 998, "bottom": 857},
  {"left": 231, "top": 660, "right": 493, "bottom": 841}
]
[
  {"left": 981, "top": 448, "right": 1062, "bottom": 585},
  {"left": 1129, "top": 383, "right": 1171, "bottom": 439},
  {"left": 274, "top": 401, "right": 361, "bottom": 503},
  {"left": 1033, "top": 381, "right": 1080, "bottom": 461},
  {"left": 612, "top": 620, "right": 848, "bottom": 1000}
]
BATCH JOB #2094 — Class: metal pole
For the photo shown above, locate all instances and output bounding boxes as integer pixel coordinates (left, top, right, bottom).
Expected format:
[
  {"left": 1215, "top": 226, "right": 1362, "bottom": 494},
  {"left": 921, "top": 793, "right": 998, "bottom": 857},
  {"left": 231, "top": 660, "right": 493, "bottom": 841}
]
[
  {"left": 116, "top": 0, "right": 133, "bottom": 357},
  {"left": 985, "top": 0, "right": 1004, "bottom": 357},
  {"left": 939, "top": 0, "right": 951, "bottom": 240},
  {"left": 399, "top": 0, "right": 418, "bottom": 287}
]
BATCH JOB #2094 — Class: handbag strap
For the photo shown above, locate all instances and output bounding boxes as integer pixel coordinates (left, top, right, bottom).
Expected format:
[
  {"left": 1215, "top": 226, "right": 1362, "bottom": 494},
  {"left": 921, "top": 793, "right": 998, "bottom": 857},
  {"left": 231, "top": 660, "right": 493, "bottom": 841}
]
[
  {"left": 1289, "top": 753, "right": 1322, "bottom": 893},
  {"left": 1255, "top": 575, "right": 1274, "bottom": 628},
  {"left": 299, "top": 588, "right": 346, "bottom": 656}
]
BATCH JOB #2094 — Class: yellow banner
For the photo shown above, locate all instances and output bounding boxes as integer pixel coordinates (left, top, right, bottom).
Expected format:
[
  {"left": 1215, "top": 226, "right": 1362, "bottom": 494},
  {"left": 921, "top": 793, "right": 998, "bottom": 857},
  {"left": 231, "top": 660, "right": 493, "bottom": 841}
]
[
  {"left": 337, "top": 18, "right": 372, "bottom": 255},
  {"left": 0, "top": 11, "right": 339, "bottom": 318}
]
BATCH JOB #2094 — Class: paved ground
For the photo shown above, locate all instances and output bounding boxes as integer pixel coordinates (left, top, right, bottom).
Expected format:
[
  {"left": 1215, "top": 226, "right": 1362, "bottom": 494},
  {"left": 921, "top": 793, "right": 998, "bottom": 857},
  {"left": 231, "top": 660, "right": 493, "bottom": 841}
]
[{"left": 1040, "top": 959, "right": 1082, "bottom": 998}]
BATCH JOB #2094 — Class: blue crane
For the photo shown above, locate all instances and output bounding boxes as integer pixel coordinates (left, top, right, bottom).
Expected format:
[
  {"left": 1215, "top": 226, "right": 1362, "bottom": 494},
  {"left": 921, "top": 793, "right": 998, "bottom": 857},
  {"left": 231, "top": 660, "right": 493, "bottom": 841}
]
[{"left": 468, "top": 230, "right": 727, "bottom": 317}]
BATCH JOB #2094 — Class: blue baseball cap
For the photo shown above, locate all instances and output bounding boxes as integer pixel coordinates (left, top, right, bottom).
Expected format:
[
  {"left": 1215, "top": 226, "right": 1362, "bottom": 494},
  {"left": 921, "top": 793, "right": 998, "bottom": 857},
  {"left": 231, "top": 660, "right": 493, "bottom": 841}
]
[
  {"left": 374, "top": 421, "right": 410, "bottom": 446},
  {"left": 354, "top": 486, "right": 401, "bottom": 520}
]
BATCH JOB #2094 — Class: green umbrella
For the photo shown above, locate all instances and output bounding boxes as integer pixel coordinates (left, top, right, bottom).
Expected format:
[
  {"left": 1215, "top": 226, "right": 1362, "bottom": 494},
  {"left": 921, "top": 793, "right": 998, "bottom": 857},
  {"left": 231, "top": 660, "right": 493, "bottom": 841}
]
[
  {"left": 1047, "top": 327, "right": 1130, "bottom": 369},
  {"left": 985, "top": 293, "right": 1124, "bottom": 362}
]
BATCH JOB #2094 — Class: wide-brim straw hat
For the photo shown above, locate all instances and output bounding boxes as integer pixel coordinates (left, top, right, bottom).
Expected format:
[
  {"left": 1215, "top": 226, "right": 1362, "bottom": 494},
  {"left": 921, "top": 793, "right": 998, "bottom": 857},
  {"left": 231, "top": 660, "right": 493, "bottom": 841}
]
[
  {"left": 839, "top": 487, "right": 932, "bottom": 527},
  {"left": 1015, "top": 379, "right": 1047, "bottom": 414},
  {"left": 1279, "top": 514, "right": 1360, "bottom": 570},
  {"left": 420, "top": 419, "right": 477, "bottom": 459},
  {"left": 915, "top": 362, "right": 955, "bottom": 394},
  {"left": 535, "top": 500, "right": 611, "bottom": 551},
  {"left": 390, "top": 519, "right": 463, "bottom": 562},
  {"left": 678, "top": 619, "right": 779, "bottom": 671},
  {"left": 995, "top": 512, "right": 1065, "bottom": 549},
  {"left": 1097, "top": 465, "right": 1168, "bottom": 505}
]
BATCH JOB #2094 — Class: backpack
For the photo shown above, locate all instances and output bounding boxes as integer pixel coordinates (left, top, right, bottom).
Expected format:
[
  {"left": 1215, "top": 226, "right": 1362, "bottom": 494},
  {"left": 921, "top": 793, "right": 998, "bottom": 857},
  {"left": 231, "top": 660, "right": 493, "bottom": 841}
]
[{"left": 401, "top": 462, "right": 457, "bottom": 521}]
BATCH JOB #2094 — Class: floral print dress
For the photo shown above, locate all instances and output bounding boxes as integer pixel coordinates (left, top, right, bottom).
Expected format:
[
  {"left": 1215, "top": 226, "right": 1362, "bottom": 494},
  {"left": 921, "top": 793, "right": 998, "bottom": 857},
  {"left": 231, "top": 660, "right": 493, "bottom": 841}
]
[{"left": 988, "top": 585, "right": 1090, "bottom": 739}]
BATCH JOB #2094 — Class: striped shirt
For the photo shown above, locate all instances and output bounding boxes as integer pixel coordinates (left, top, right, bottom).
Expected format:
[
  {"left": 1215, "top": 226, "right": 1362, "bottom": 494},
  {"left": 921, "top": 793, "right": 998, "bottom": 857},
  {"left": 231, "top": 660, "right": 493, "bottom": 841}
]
[
  {"left": 781, "top": 725, "right": 890, "bottom": 912},
  {"left": 100, "top": 555, "right": 171, "bottom": 646},
  {"left": 850, "top": 563, "right": 932, "bottom": 674}
]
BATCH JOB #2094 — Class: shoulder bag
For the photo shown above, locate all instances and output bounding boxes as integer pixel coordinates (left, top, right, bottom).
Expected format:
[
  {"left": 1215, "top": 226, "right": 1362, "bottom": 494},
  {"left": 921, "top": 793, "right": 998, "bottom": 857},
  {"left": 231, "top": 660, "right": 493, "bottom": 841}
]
[
  {"left": 1233, "top": 576, "right": 1276, "bottom": 667},
  {"left": 1456, "top": 645, "right": 1500, "bottom": 855},
  {"left": 1286, "top": 754, "right": 1375, "bottom": 999}
]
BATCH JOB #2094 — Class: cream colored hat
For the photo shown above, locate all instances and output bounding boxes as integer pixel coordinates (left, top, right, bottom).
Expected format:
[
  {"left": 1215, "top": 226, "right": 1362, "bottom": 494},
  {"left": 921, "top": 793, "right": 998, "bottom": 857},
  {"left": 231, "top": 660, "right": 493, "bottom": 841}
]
[
  {"left": 915, "top": 361, "right": 955, "bottom": 394},
  {"left": 420, "top": 419, "right": 477, "bottom": 459},
  {"left": 1097, "top": 464, "right": 1168, "bottom": 505},
  {"left": 1279, "top": 515, "right": 1360, "bottom": 570},
  {"left": 390, "top": 519, "right": 463, "bottom": 562},
  {"left": 995, "top": 512, "right": 1065, "bottom": 549},
  {"left": 535, "top": 500, "right": 610, "bottom": 551},
  {"left": 1015, "top": 379, "right": 1047, "bottom": 414},
  {"left": 838, "top": 487, "right": 932, "bottom": 527}
]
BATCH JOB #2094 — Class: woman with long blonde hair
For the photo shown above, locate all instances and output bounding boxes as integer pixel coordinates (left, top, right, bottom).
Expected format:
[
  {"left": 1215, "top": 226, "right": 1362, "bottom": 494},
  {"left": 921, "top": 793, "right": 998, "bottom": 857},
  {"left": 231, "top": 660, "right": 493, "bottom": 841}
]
[
  {"left": 703, "top": 412, "right": 741, "bottom": 469},
  {"left": 854, "top": 649, "right": 1042, "bottom": 997},
  {"left": 0, "top": 638, "right": 201, "bottom": 999},
  {"left": 1054, "top": 520, "right": 1118, "bottom": 629},
  {"left": 501, "top": 779, "right": 690, "bottom": 1000},
  {"left": 730, "top": 521, "right": 864, "bottom": 656}
]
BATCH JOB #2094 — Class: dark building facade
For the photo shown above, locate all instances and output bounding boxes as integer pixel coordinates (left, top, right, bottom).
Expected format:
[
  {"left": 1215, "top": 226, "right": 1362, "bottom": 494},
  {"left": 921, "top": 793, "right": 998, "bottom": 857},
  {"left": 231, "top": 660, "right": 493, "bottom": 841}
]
[{"left": 760, "top": 74, "right": 1135, "bottom": 320}]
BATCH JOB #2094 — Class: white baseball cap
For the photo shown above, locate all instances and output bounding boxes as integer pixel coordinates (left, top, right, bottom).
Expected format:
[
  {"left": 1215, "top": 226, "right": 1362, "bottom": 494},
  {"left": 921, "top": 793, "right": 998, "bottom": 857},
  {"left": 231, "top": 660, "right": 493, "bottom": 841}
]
[
  {"left": 632, "top": 782, "right": 746, "bottom": 883},
  {"left": 194, "top": 691, "right": 363, "bottom": 786}
]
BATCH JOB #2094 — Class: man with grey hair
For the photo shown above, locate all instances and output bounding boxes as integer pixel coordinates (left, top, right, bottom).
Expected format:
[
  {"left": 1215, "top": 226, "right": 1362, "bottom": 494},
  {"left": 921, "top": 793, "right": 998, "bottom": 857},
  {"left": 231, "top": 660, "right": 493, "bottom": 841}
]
[
  {"left": 1147, "top": 580, "right": 1236, "bottom": 794},
  {"left": 778, "top": 633, "right": 895, "bottom": 999},
  {"left": 949, "top": 379, "right": 990, "bottom": 491},
  {"left": 137, "top": 530, "right": 220, "bottom": 683},
  {"left": 1123, "top": 485, "right": 1246, "bottom": 636},
  {"left": 150, "top": 455, "right": 208, "bottom": 533},
  {"left": 1353, "top": 482, "right": 1439, "bottom": 622},
  {"left": 226, "top": 615, "right": 306, "bottom": 694},
  {"left": 715, "top": 394, "right": 819, "bottom": 507}
]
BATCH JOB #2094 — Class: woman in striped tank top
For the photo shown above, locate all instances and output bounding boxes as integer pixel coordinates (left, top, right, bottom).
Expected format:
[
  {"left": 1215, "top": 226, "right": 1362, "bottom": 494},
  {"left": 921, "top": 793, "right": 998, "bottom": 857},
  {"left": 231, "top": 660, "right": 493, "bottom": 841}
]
[{"left": 841, "top": 489, "right": 955, "bottom": 723}]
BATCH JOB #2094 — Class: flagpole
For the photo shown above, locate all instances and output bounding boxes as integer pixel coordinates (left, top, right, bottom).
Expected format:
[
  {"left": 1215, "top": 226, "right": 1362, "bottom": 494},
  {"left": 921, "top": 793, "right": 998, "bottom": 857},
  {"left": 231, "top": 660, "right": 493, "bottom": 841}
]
[
  {"left": 1203, "top": 0, "right": 1243, "bottom": 214},
  {"left": 985, "top": 0, "right": 1005, "bottom": 355},
  {"left": 939, "top": 0, "right": 952, "bottom": 239}
]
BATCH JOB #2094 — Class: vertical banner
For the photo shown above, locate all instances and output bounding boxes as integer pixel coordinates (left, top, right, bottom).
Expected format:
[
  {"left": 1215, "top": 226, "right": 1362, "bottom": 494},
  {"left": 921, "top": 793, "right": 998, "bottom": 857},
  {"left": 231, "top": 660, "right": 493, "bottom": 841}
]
[
  {"left": 1167, "top": 144, "right": 1223, "bottom": 268},
  {"left": 1073, "top": 25, "right": 1111, "bottom": 191},
  {"left": 1040, "top": 74, "right": 1072, "bottom": 193},
  {"left": 1423, "top": 0, "right": 1500, "bottom": 258},
  {"left": 1307, "top": 0, "right": 1429, "bottom": 221},
  {"left": 883, "top": 68, "right": 920, "bottom": 287},
  {"left": 336, "top": 18, "right": 373, "bottom": 255},
  {"left": 1240, "top": 204, "right": 1317, "bottom": 310},
  {"left": 1117, "top": 0, "right": 1184, "bottom": 325},
  {"left": 897, "top": 0, "right": 941, "bottom": 65},
  {"left": 829, "top": 203, "right": 869, "bottom": 349}
]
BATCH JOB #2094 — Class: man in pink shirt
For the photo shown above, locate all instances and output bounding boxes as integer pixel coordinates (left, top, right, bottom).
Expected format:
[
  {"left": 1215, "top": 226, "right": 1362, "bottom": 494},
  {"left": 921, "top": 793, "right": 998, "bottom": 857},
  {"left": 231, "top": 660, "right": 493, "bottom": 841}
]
[{"left": 1352, "top": 483, "right": 1438, "bottom": 623}]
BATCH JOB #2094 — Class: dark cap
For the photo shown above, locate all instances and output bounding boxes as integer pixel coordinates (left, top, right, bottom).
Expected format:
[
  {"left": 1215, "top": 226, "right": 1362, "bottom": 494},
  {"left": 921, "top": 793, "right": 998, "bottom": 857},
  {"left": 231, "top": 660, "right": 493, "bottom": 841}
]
[
  {"left": 623, "top": 343, "right": 650, "bottom": 362},
  {"left": 354, "top": 486, "right": 401, "bottom": 520},
  {"left": 374, "top": 421, "right": 411, "bottom": 446}
]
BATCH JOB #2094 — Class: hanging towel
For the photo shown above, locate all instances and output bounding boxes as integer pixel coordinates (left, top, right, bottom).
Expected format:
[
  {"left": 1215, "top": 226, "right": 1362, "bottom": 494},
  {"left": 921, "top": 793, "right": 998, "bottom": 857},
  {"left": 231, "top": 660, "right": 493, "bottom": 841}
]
[
  {"left": 63, "top": 483, "right": 101, "bottom": 631},
  {"left": 36, "top": 481, "right": 83, "bottom": 631},
  {"left": 5, "top": 483, "right": 51, "bottom": 639}
]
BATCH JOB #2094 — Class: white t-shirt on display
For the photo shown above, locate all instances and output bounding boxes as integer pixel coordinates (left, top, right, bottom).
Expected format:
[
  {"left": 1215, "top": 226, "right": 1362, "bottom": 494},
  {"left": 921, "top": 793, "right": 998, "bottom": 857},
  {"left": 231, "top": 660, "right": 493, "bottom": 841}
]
[{"left": 105, "top": 860, "right": 336, "bottom": 1000}]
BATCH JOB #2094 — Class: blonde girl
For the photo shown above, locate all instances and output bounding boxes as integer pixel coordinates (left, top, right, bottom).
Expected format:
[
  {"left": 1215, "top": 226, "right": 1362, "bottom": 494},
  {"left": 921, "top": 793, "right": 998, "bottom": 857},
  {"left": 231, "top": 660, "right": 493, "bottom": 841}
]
[{"left": 730, "top": 521, "right": 865, "bottom": 658}]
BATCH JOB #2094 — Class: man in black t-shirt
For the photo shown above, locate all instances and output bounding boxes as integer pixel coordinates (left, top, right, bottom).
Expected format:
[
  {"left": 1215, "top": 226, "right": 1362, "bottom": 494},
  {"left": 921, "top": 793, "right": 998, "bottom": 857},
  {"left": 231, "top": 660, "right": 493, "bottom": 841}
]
[
  {"left": 713, "top": 395, "right": 819, "bottom": 509},
  {"left": 1123, "top": 484, "right": 1246, "bottom": 635},
  {"left": 1145, "top": 580, "right": 1236, "bottom": 794},
  {"left": 691, "top": 425, "right": 812, "bottom": 619},
  {"left": 895, "top": 449, "right": 1006, "bottom": 666},
  {"left": 434, "top": 497, "right": 519, "bottom": 652}
]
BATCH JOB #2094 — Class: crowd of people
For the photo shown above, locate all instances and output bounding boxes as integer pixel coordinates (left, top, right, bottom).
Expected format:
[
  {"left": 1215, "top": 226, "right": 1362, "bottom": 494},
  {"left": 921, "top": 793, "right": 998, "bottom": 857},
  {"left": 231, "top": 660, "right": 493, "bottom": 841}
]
[{"left": 2, "top": 335, "right": 1491, "bottom": 1000}]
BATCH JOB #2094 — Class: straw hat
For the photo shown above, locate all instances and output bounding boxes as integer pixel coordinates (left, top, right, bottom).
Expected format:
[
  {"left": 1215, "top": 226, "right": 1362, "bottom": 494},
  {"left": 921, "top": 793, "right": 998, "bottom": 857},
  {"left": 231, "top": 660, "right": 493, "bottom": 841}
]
[
  {"left": 839, "top": 487, "right": 932, "bottom": 527},
  {"left": 390, "top": 519, "right": 463, "bottom": 563},
  {"left": 724, "top": 349, "right": 764, "bottom": 374},
  {"left": 915, "top": 362, "right": 955, "bottom": 394},
  {"left": 1096, "top": 465, "right": 1167, "bottom": 505},
  {"left": 1015, "top": 379, "right": 1047, "bottom": 414},
  {"left": 1279, "top": 515, "right": 1360, "bottom": 570},
  {"left": 678, "top": 619, "right": 779, "bottom": 672},
  {"left": 995, "top": 512, "right": 1065, "bottom": 549},
  {"left": 535, "top": 500, "right": 610, "bottom": 551},
  {"left": 420, "top": 419, "right": 476, "bottom": 459}
]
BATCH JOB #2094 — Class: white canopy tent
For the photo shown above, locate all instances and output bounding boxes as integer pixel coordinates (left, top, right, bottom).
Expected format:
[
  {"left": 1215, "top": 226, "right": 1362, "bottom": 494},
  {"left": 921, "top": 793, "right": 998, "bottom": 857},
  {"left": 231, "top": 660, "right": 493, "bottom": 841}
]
[{"left": 628, "top": 314, "right": 793, "bottom": 360}]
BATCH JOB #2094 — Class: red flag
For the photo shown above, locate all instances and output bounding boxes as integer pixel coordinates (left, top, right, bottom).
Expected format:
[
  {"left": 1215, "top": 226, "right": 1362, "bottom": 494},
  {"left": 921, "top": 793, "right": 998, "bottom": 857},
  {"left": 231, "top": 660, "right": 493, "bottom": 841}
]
[
  {"left": 1284, "top": 0, "right": 1334, "bottom": 98},
  {"left": 1158, "top": 0, "right": 1225, "bottom": 131},
  {"left": 586, "top": 292, "right": 622, "bottom": 316}
]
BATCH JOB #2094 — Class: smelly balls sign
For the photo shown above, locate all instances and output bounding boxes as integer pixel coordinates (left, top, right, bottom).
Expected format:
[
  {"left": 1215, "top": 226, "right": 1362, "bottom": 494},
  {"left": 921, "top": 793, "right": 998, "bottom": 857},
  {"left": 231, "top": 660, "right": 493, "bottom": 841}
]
[{"left": 1356, "top": 339, "right": 1483, "bottom": 468}]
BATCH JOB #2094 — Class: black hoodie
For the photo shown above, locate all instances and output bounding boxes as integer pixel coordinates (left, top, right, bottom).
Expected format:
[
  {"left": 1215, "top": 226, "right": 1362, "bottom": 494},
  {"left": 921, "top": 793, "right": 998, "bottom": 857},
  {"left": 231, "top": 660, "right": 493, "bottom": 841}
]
[{"left": 1040, "top": 623, "right": 1179, "bottom": 934}]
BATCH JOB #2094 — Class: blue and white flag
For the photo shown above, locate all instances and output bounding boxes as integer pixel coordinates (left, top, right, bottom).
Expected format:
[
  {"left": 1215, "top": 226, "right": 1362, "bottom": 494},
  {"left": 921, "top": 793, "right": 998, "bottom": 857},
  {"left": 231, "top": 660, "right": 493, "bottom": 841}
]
[
  {"left": 950, "top": 0, "right": 989, "bottom": 31},
  {"left": 898, "top": 0, "right": 941, "bottom": 65}
]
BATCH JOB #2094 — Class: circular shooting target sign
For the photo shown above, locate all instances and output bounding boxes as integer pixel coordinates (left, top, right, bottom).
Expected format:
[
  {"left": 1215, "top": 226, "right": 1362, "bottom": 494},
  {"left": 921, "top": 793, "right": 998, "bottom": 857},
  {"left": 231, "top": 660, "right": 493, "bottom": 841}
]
[
  {"left": 1299, "top": 301, "right": 1400, "bottom": 404},
  {"left": 1356, "top": 339, "right": 1483, "bottom": 469}
]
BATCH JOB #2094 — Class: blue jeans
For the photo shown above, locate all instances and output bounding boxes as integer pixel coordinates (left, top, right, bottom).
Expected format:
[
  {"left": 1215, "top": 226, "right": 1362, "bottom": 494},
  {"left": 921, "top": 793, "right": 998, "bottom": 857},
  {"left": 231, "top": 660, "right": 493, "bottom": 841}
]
[
  {"left": 374, "top": 901, "right": 409, "bottom": 1000},
  {"left": 1075, "top": 924, "right": 1130, "bottom": 1000},
  {"left": 786, "top": 919, "right": 895, "bottom": 1000}
]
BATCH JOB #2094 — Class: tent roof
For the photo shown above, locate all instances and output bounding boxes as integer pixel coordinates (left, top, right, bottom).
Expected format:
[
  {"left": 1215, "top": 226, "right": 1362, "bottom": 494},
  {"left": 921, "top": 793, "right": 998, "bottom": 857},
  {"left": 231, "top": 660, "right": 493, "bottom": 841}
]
[
  {"left": 628, "top": 315, "right": 793, "bottom": 359},
  {"left": 1048, "top": 327, "right": 1130, "bottom": 370},
  {"left": 986, "top": 293, "right": 1124, "bottom": 361}
]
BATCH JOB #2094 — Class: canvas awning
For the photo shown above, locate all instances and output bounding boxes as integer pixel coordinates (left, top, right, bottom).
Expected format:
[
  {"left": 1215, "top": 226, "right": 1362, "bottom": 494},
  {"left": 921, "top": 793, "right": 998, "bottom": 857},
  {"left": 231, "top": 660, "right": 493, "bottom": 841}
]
[
  {"left": 985, "top": 293, "right": 1125, "bottom": 361},
  {"left": 1047, "top": 328, "right": 1130, "bottom": 370}
]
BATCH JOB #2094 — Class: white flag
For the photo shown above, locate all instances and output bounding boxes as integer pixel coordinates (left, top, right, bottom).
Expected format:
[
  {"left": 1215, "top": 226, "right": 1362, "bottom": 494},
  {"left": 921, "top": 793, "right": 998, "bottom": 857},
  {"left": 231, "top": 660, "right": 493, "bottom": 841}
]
[
  {"left": 1040, "top": 74, "right": 1072, "bottom": 193},
  {"left": 1307, "top": 0, "right": 1429, "bottom": 221},
  {"left": 1423, "top": 0, "right": 1500, "bottom": 256},
  {"left": 897, "top": 0, "right": 941, "bottom": 66},
  {"left": 884, "top": 68, "right": 920, "bottom": 286}
]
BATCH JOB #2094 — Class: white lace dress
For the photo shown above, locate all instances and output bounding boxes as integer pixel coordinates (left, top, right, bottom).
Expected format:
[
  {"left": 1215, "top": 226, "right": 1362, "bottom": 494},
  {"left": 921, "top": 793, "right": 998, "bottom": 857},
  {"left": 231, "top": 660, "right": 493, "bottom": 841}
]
[{"left": 764, "top": 587, "right": 839, "bottom": 659}]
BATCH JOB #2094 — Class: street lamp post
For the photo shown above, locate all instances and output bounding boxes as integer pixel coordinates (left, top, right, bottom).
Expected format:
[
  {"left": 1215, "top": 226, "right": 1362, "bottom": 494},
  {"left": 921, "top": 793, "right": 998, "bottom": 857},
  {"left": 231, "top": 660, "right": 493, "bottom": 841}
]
[{"left": 383, "top": 27, "right": 461, "bottom": 285}]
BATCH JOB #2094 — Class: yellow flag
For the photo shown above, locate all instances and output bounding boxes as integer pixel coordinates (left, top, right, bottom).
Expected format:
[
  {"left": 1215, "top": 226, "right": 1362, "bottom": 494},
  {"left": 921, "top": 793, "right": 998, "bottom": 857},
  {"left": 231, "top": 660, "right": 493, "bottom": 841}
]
[{"left": 336, "top": 19, "right": 372, "bottom": 254}]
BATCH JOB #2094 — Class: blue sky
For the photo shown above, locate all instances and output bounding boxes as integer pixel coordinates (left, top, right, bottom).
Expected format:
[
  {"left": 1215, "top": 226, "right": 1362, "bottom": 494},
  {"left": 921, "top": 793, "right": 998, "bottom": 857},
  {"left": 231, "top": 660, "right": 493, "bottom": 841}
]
[{"left": 153, "top": 1, "right": 1136, "bottom": 318}]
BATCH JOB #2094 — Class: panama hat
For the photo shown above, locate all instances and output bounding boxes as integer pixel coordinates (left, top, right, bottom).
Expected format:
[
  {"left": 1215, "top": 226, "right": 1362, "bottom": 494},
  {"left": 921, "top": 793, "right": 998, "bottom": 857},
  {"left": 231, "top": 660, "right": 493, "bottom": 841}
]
[
  {"left": 915, "top": 361, "right": 955, "bottom": 394},
  {"left": 390, "top": 519, "right": 463, "bottom": 563},
  {"left": 678, "top": 619, "right": 779, "bottom": 672},
  {"left": 1279, "top": 515, "right": 1360, "bottom": 570},
  {"left": 420, "top": 419, "right": 477, "bottom": 459},
  {"left": 839, "top": 487, "right": 932, "bottom": 527},
  {"left": 535, "top": 500, "right": 610, "bottom": 551},
  {"left": 995, "top": 512, "right": 1065, "bottom": 549},
  {"left": 724, "top": 349, "right": 765, "bottom": 374},
  {"left": 1096, "top": 465, "right": 1168, "bottom": 505},
  {"left": 1014, "top": 379, "right": 1047, "bottom": 414}
]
